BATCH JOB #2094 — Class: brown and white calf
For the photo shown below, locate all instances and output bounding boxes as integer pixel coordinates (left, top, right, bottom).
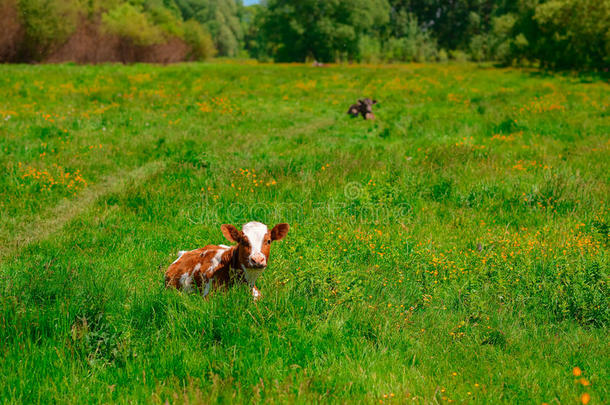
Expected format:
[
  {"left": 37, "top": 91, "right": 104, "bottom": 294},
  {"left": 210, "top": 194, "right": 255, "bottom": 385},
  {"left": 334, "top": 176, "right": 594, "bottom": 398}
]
[{"left": 165, "top": 222, "right": 289, "bottom": 300}]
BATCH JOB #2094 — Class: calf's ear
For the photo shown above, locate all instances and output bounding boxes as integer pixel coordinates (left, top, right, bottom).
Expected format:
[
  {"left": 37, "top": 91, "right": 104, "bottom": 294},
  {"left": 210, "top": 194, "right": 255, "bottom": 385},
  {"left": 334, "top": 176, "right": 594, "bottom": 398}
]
[
  {"left": 221, "top": 224, "right": 242, "bottom": 243},
  {"left": 271, "top": 223, "right": 290, "bottom": 241}
]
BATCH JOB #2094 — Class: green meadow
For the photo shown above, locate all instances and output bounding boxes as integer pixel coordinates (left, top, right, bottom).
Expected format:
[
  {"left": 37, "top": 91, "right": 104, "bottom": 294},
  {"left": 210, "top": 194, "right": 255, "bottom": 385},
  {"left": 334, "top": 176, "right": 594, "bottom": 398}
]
[{"left": 0, "top": 62, "right": 608, "bottom": 403}]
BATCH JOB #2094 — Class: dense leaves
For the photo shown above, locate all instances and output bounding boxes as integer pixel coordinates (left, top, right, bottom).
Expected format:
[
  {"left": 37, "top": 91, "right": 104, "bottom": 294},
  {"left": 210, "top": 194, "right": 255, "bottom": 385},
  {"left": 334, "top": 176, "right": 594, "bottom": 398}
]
[
  {"left": 2, "top": 1, "right": 608, "bottom": 69},
  {"left": 4, "top": 0, "right": 218, "bottom": 62},
  {"left": 249, "top": 0, "right": 609, "bottom": 68},
  {"left": 260, "top": 0, "right": 390, "bottom": 62},
  {"left": 173, "top": 0, "right": 243, "bottom": 56}
]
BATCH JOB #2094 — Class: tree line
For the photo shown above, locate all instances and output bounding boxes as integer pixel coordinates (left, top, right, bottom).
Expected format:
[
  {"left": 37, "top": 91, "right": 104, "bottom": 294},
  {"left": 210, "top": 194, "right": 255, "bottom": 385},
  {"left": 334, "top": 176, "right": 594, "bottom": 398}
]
[{"left": 1, "top": 0, "right": 608, "bottom": 69}]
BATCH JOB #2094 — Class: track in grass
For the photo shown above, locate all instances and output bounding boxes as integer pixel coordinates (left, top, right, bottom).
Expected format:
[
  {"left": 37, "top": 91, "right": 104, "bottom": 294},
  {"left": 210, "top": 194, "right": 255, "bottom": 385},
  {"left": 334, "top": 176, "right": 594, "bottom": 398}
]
[{"left": 0, "top": 62, "right": 608, "bottom": 403}]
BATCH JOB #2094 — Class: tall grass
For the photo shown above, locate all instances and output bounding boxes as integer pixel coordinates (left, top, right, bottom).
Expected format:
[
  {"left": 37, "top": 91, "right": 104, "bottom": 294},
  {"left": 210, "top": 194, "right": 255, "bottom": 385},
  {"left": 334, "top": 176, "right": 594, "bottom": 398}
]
[{"left": 0, "top": 62, "right": 607, "bottom": 403}]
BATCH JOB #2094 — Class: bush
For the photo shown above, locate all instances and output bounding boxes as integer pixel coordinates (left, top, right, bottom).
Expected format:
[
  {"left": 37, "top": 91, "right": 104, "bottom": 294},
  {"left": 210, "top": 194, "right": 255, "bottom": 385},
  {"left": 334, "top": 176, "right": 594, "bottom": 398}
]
[
  {"left": 148, "top": 6, "right": 184, "bottom": 39},
  {"left": 358, "top": 35, "right": 381, "bottom": 63},
  {"left": 469, "top": 34, "right": 489, "bottom": 62},
  {"left": 487, "top": 14, "right": 517, "bottom": 64},
  {"left": 214, "top": 23, "right": 239, "bottom": 57},
  {"left": 383, "top": 14, "right": 437, "bottom": 63},
  {"left": 437, "top": 48, "right": 448, "bottom": 62},
  {"left": 183, "top": 19, "right": 216, "bottom": 61},
  {"left": 195, "top": 0, "right": 243, "bottom": 58},
  {"left": 101, "top": 3, "right": 163, "bottom": 46},
  {"left": 533, "top": 0, "right": 610, "bottom": 69},
  {"left": 449, "top": 49, "right": 469, "bottom": 62},
  {"left": 17, "top": 0, "right": 83, "bottom": 60}
]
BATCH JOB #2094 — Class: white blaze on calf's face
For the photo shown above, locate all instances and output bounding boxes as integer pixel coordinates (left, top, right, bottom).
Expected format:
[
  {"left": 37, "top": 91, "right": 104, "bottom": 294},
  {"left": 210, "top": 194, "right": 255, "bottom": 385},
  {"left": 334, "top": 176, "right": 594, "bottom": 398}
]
[{"left": 242, "top": 221, "right": 269, "bottom": 267}]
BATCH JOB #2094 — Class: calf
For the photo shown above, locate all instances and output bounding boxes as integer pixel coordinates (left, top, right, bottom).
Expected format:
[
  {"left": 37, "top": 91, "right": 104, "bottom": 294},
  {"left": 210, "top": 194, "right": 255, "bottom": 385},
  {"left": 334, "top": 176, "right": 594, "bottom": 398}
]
[
  {"left": 165, "top": 222, "right": 289, "bottom": 300},
  {"left": 347, "top": 98, "right": 378, "bottom": 120}
]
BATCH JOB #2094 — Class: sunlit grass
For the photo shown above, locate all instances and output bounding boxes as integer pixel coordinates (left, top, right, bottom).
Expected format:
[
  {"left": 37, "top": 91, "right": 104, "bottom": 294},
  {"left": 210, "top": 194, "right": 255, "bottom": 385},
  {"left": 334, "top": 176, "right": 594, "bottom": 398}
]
[{"left": 0, "top": 61, "right": 607, "bottom": 403}]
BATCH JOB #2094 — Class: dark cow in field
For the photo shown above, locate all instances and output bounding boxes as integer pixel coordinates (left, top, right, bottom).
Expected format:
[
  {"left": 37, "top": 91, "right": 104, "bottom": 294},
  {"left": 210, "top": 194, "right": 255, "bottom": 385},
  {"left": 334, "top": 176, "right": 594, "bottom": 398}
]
[{"left": 348, "top": 98, "right": 378, "bottom": 120}]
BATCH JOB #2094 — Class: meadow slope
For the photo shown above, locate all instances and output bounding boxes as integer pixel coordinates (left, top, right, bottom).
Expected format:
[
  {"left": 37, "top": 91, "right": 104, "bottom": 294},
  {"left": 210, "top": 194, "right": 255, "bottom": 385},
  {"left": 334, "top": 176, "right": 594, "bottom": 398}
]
[{"left": 0, "top": 62, "right": 608, "bottom": 404}]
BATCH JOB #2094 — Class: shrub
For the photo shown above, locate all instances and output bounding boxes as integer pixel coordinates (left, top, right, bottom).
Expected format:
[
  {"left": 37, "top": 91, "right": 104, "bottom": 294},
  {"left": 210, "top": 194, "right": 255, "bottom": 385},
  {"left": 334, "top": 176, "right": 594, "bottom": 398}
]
[
  {"left": 358, "top": 35, "right": 381, "bottom": 63},
  {"left": 214, "top": 23, "right": 239, "bottom": 57},
  {"left": 101, "top": 3, "right": 163, "bottom": 46},
  {"left": 437, "top": 48, "right": 448, "bottom": 62},
  {"left": 469, "top": 34, "right": 489, "bottom": 62},
  {"left": 449, "top": 49, "right": 469, "bottom": 62},
  {"left": 183, "top": 19, "right": 216, "bottom": 61},
  {"left": 17, "top": 0, "right": 83, "bottom": 60},
  {"left": 383, "top": 15, "right": 437, "bottom": 63},
  {"left": 486, "top": 14, "right": 517, "bottom": 64},
  {"left": 384, "top": 37, "right": 403, "bottom": 61},
  {"left": 533, "top": 0, "right": 610, "bottom": 69},
  {"left": 148, "top": 6, "right": 184, "bottom": 39}
]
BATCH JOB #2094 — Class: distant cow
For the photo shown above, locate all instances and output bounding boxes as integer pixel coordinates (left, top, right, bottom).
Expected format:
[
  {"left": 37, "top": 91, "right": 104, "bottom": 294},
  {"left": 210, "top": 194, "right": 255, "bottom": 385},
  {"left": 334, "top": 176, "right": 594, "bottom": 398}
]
[
  {"left": 347, "top": 98, "right": 378, "bottom": 120},
  {"left": 165, "top": 222, "right": 289, "bottom": 300}
]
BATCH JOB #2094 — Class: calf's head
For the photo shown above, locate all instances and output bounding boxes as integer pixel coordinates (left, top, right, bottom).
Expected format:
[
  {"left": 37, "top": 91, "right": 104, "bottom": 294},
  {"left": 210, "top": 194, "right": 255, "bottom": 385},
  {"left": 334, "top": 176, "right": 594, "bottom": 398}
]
[{"left": 221, "top": 222, "right": 289, "bottom": 269}]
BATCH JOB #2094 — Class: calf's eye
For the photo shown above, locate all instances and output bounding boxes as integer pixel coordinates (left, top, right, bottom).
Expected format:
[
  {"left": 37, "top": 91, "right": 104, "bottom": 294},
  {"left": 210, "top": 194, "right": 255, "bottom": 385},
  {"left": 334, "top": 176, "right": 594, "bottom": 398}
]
[{"left": 266, "top": 239, "right": 271, "bottom": 244}]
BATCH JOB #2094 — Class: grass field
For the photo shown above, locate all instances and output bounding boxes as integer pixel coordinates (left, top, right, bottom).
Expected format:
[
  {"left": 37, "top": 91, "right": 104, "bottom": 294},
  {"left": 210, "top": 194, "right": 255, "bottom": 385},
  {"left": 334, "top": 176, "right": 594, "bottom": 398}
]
[{"left": 0, "top": 61, "right": 608, "bottom": 404}]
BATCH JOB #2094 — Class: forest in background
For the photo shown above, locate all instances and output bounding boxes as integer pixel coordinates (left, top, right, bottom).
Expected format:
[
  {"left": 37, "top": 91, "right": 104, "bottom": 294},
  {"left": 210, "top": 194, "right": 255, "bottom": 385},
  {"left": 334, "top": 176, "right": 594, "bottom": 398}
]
[{"left": 1, "top": 0, "right": 609, "bottom": 69}]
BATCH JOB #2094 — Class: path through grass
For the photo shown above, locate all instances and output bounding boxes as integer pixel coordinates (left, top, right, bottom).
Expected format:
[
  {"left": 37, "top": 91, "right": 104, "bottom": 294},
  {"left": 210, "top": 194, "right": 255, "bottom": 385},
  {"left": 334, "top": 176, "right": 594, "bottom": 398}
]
[{"left": 0, "top": 62, "right": 608, "bottom": 403}]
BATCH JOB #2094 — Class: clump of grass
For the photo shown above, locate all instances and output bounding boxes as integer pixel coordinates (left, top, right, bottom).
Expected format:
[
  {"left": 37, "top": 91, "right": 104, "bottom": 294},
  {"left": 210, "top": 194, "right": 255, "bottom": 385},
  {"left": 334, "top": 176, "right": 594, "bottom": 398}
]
[{"left": 0, "top": 62, "right": 607, "bottom": 403}]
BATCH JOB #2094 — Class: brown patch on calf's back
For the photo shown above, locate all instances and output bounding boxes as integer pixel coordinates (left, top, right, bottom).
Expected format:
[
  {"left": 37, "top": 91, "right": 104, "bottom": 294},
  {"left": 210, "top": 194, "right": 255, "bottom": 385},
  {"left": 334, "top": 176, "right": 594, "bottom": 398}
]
[
  {"left": 205, "top": 247, "right": 238, "bottom": 288},
  {"left": 165, "top": 246, "right": 225, "bottom": 290}
]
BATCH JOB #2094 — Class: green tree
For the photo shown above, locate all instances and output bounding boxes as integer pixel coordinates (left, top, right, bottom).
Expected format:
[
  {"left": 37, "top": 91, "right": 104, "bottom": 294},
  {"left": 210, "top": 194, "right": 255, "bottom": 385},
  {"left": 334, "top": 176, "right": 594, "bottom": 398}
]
[
  {"left": 242, "top": 4, "right": 269, "bottom": 60},
  {"left": 534, "top": 0, "right": 610, "bottom": 68},
  {"left": 262, "top": 0, "right": 390, "bottom": 62},
  {"left": 384, "top": 13, "right": 438, "bottom": 62},
  {"left": 183, "top": 19, "right": 216, "bottom": 60},
  {"left": 173, "top": 0, "right": 243, "bottom": 56},
  {"left": 17, "top": 0, "right": 83, "bottom": 60},
  {"left": 386, "top": 0, "right": 491, "bottom": 51},
  {"left": 102, "top": 3, "right": 164, "bottom": 46}
]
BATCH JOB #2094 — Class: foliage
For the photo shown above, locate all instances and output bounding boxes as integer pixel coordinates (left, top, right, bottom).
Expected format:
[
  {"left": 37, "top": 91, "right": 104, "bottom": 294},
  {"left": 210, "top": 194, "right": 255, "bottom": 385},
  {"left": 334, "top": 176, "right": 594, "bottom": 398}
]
[
  {"left": 385, "top": 0, "right": 508, "bottom": 52},
  {"left": 0, "top": 62, "right": 608, "bottom": 402},
  {"left": 5, "top": 0, "right": 610, "bottom": 68},
  {"left": 437, "top": 48, "right": 448, "bottom": 62},
  {"left": 102, "top": 3, "right": 164, "bottom": 46},
  {"left": 468, "top": 34, "right": 488, "bottom": 62},
  {"left": 148, "top": 5, "right": 185, "bottom": 38},
  {"left": 172, "top": 0, "right": 243, "bottom": 56},
  {"left": 4, "top": 0, "right": 218, "bottom": 62},
  {"left": 183, "top": 19, "right": 215, "bottom": 60},
  {"left": 357, "top": 35, "right": 382, "bottom": 63},
  {"left": 245, "top": 0, "right": 608, "bottom": 68},
  {"left": 383, "top": 14, "right": 438, "bottom": 62},
  {"left": 241, "top": 3, "right": 269, "bottom": 61},
  {"left": 449, "top": 49, "right": 469, "bottom": 62},
  {"left": 490, "top": 13, "right": 518, "bottom": 63},
  {"left": 533, "top": 0, "right": 610, "bottom": 68},
  {"left": 16, "top": 0, "right": 83, "bottom": 60},
  {"left": 260, "top": 0, "right": 390, "bottom": 62}
]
